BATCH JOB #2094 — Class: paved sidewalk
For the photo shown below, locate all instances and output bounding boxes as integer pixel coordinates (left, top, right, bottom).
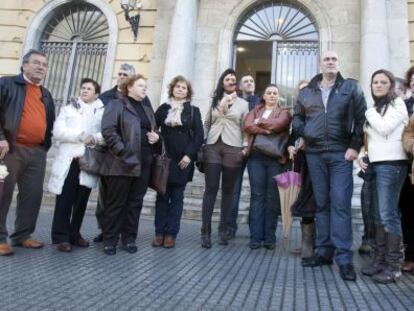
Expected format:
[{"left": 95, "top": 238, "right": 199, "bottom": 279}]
[{"left": 1, "top": 210, "right": 414, "bottom": 311}]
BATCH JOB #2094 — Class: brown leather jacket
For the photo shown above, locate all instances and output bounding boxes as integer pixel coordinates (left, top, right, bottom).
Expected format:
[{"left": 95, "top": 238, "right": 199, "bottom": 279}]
[
  {"left": 403, "top": 114, "right": 414, "bottom": 182},
  {"left": 244, "top": 104, "right": 292, "bottom": 157}
]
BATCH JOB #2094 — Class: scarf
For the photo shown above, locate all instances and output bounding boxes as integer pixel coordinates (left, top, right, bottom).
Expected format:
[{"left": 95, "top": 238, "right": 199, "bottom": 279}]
[{"left": 164, "top": 99, "right": 185, "bottom": 127}]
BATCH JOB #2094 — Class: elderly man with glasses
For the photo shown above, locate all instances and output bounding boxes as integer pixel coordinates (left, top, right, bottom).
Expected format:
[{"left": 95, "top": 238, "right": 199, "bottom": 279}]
[{"left": 0, "top": 49, "right": 55, "bottom": 256}]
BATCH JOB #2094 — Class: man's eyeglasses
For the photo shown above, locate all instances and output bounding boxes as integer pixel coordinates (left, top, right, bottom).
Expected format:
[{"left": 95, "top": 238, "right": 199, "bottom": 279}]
[
  {"left": 118, "top": 72, "right": 129, "bottom": 77},
  {"left": 29, "top": 60, "right": 48, "bottom": 68}
]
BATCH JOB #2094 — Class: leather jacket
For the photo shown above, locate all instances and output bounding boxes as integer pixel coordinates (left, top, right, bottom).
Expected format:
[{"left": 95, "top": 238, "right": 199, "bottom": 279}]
[
  {"left": 0, "top": 74, "right": 55, "bottom": 151},
  {"left": 244, "top": 104, "right": 292, "bottom": 156},
  {"left": 292, "top": 73, "right": 366, "bottom": 153},
  {"left": 100, "top": 96, "right": 157, "bottom": 177}
]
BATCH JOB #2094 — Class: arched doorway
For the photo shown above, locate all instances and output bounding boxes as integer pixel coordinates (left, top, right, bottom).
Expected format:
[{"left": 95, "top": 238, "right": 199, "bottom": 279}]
[
  {"left": 37, "top": 1, "right": 110, "bottom": 110},
  {"left": 234, "top": 1, "right": 319, "bottom": 109}
]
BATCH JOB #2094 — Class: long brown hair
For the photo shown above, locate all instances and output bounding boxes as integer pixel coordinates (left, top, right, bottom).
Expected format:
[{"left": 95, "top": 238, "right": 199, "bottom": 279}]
[{"left": 371, "top": 69, "right": 396, "bottom": 114}]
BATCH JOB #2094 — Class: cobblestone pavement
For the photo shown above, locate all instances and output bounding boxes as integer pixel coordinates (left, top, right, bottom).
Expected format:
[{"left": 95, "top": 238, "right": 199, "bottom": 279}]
[{"left": 1, "top": 209, "right": 414, "bottom": 311}]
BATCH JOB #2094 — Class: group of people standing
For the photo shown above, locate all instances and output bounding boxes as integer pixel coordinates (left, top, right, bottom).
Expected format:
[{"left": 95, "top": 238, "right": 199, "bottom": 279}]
[{"left": 0, "top": 48, "right": 413, "bottom": 286}]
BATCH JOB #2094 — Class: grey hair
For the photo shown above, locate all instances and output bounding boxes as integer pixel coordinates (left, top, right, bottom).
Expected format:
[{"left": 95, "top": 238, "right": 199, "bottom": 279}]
[
  {"left": 22, "top": 49, "right": 47, "bottom": 64},
  {"left": 119, "top": 63, "right": 136, "bottom": 75}
]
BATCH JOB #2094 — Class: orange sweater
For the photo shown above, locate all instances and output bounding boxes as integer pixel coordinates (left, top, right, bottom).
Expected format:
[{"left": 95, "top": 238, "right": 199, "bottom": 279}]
[{"left": 16, "top": 83, "right": 47, "bottom": 147}]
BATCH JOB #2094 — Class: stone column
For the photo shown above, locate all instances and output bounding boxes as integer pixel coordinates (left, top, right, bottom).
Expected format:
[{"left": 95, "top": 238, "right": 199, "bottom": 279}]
[
  {"left": 360, "top": 0, "right": 389, "bottom": 106},
  {"left": 386, "top": 0, "right": 410, "bottom": 79},
  {"left": 159, "top": 0, "right": 199, "bottom": 104}
]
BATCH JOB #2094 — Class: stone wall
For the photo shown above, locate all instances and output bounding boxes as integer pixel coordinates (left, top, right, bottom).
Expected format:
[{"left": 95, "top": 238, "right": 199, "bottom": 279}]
[{"left": 0, "top": 0, "right": 156, "bottom": 92}]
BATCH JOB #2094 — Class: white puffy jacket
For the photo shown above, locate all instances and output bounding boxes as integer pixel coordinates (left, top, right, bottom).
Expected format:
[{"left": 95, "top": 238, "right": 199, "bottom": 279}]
[
  {"left": 48, "top": 98, "right": 104, "bottom": 195},
  {"left": 361, "top": 97, "right": 409, "bottom": 163}
]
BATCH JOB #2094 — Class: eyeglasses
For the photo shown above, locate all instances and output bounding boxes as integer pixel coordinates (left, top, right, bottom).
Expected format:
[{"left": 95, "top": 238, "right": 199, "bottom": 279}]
[
  {"left": 118, "top": 72, "right": 129, "bottom": 77},
  {"left": 29, "top": 60, "right": 48, "bottom": 68}
]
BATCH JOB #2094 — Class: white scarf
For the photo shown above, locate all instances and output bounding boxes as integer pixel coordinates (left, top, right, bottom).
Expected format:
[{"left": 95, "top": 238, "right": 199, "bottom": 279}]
[{"left": 164, "top": 99, "right": 185, "bottom": 127}]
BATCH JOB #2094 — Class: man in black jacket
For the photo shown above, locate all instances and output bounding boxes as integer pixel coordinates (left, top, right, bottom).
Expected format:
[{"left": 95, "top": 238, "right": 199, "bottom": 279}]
[
  {"left": 93, "top": 63, "right": 135, "bottom": 243},
  {"left": 293, "top": 51, "right": 366, "bottom": 281},
  {"left": 0, "top": 49, "right": 55, "bottom": 256}
]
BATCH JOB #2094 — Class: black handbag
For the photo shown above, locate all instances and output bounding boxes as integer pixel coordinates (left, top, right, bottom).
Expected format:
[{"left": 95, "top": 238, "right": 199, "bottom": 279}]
[
  {"left": 149, "top": 141, "right": 171, "bottom": 194},
  {"left": 253, "top": 131, "right": 289, "bottom": 158},
  {"left": 195, "top": 107, "right": 212, "bottom": 173},
  {"left": 78, "top": 145, "right": 106, "bottom": 175}
]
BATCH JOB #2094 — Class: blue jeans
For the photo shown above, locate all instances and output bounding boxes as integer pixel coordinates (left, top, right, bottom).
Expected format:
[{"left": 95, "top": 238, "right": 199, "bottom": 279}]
[
  {"left": 371, "top": 163, "right": 407, "bottom": 236},
  {"left": 154, "top": 183, "right": 186, "bottom": 238},
  {"left": 247, "top": 153, "right": 282, "bottom": 246},
  {"left": 227, "top": 158, "right": 248, "bottom": 232},
  {"left": 306, "top": 152, "right": 353, "bottom": 265}
]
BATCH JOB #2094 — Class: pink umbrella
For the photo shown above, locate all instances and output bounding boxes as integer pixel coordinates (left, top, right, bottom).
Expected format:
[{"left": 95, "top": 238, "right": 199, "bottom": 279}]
[{"left": 274, "top": 169, "right": 302, "bottom": 243}]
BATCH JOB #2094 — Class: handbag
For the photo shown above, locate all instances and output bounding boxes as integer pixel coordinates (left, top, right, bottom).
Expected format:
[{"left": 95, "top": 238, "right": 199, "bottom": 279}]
[
  {"left": 149, "top": 140, "right": 171, "bottom": 194},
  {"left": 253, "top": 131, "right": 289, "bottom": 158},
  {"left": 195, "top": 107, "right": 212, "bottom": 173},
  {"left": 357, "top": 133, "right": 372, "bottom": 180},
  {"left": 78, "top": 145, "right": 106, "bottom": 175}
]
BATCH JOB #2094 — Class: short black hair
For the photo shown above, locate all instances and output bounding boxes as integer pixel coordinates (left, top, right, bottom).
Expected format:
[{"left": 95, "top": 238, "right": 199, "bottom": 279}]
[
  {"left": 80, "top": 78, "right": 101, "bottom": 95},
  {"left": 22, "top": 49, "right": 47, "bottom": 64}
]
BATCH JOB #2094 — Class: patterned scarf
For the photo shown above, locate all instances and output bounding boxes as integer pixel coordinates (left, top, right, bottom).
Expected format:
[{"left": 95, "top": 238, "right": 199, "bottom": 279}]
[{"left": 164, "top": 99, "right": 185, "bottom": 127}]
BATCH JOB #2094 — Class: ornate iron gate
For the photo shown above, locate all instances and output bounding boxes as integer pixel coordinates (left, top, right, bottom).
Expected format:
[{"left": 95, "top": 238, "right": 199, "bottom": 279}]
[
  {"left": 39, "top": 2, "right": 109, "bottom": 111},
  {"left": 273, "top": 41, "right": 319, "bottom": 109},
  {"left": 234, "top": 1, "right": 319, "bottom": 110}
]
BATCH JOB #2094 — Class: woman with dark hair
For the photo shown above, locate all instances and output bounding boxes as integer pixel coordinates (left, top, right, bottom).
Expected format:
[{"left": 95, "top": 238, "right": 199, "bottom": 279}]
[
  {"left": 200, "top": 68, "right": 249, "bottom": 248},
  {"left": 399, "top": 66, "right": 414, "bottom": 274},
  {"left": 244, "top": 84, "right": 292, "bottom": 249},
  {"left": 359, "top": 69, "right": 409, "bottom": 283},
  {"left": 49, "top": 78, "right": 104, "bottom": 252},
  {"left": 152, "top": 76, "right": 203, "bottom": 248},
  {"left": 100, "top": 74, "right": 159, "bottom": 255}
]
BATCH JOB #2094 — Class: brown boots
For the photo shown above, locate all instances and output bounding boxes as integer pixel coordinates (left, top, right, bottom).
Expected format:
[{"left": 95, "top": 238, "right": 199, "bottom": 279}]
[{"left": 361, "top": 225, "right": 403, "bottom": 284}]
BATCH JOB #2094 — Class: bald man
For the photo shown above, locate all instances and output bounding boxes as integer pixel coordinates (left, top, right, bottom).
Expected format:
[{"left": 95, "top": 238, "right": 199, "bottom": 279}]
[{"left": 292, "top": 51, "right": 367, "bottom": 281}]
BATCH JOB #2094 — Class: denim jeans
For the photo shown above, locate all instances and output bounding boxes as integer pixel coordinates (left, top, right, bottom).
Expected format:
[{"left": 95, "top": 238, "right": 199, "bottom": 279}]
[
  {"left": 305, "top": 152, "right": 353, "bottom": 265},
  {"left": 247, "top": 152, "right": 282, "bottom": 246},
  {"left": 227, "top": 158, "right": 248, "bottom": 232},
  {"left": 154, "top": 183, "right": 186, "bottom": 238},
  {"left": 371, "top": 163, "right": 407, "bottom": 237}
]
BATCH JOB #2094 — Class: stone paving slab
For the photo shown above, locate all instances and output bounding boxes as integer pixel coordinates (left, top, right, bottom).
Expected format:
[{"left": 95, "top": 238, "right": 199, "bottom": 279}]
[{"left": 1, "top": 210, "right": 414, "bottom": 311}]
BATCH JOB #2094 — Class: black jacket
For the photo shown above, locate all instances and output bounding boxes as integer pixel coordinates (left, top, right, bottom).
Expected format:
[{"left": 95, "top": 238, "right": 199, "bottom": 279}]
[
  {"left": 292, "top": 73, "right": 366, "bottom": 153},
  {"left": 100, "top": 96, "right": 156, "bottom": 177},
  {"left": 155, "top": 102, "right": 204, "bottom": 184},
  {"left": 0, "top": 74, "right": 55, "bottom": 151},
  {"left": 99, "top": 86, "right": 119, "bottom": 106}
]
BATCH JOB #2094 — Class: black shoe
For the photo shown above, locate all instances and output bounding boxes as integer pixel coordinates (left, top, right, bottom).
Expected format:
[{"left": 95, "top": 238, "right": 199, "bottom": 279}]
[
  {"left": 339, "top": 264, "right": 357, "bottom": 281},
  {"left": 94, "top": 233, "right": 104, "bottom": 243},
  {"left": 264, "top": 244, "right": 276, "bottom": 250},
  {"left": 201, "top": 235, "right": 211, "bottom": 249},
  {"left": 227, "top": 228, "right": 236, "bottom": 240},
  {"left": 123, "top": 243, "right": 138, "bottom": 254},
  {"left": 249, "top": 243, "right": 261, "bottom": 250},
  {"left": 103, "top": 245, "right": 116, "bottom": 255},
  {"left": 218, "top": 232, "right": 228, "bottom": 245},
  {"left": 302, "top": 255, "right": 333, "bottom": 267}
]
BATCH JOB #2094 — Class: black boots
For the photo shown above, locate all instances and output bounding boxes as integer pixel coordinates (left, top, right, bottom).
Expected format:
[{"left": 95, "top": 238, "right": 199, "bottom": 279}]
[
  {"left": 361, "top": 225, "right": 387, "bottom": 276},
  {"left": 372, "top": 233, "right": 403, "bottom": 284}
]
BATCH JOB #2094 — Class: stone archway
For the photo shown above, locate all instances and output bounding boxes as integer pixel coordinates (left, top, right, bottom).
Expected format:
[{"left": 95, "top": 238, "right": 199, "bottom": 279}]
[
  {"left": 217, "top": 0, "right": 332, "bottom": 76},
  {"left": 21, "top": 0, "right": 118, "bottom": 92}
]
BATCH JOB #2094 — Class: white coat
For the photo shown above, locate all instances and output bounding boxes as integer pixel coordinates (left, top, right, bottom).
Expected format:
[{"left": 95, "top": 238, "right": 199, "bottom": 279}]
[{"left": 48, "top": 98, "right": 105, "bottom": 195}]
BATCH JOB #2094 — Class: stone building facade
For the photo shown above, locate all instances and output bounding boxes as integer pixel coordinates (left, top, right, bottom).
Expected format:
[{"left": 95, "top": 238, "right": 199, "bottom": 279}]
[{"left": 0, "top": 0, "right": 413, "bottom": 221}]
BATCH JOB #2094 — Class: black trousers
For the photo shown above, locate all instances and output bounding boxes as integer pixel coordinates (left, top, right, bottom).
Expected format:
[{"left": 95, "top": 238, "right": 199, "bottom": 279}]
[
  {"left": 400, "top": 175, "right": 414, "bottom": 261},
  {"left": 95, "top": 177, "right": 107, "bottom": 230},
  {"left": 201, "top": 163, "right": 241, "bottom": 235},
  {"left": 102, "top": 155, "right": 153, "bottom": 246},
  {"left": 51, "top": 159, "right": 92, "bottom": 244}
]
